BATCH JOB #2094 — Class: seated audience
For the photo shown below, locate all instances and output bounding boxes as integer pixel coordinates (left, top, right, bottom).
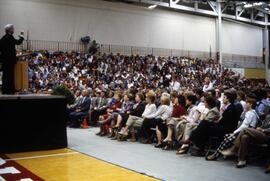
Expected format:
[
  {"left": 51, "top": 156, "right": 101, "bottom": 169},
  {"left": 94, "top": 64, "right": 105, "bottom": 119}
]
[
  {"left": 96, "top": 92, "right": 122, "bottom": 136},
  {"left": 221, "top": 114, "right": 270, "bottom": 168},
  {"left": 109, "top": 93, "right": 134, "bottom": 139},
  {"left": 90, "top": 90, "right": 108, "bottom": 126},
  {"left": 175, "top": 94, "right": 200, "bottom": 144},
  {"left": 69, "top": 89, "right": 91, "bottom": 128},
  {"left": 256, "top": 89, "right": 270, "bottom": 120},
  {"left": 118, "top": 92, "right": 155, "bottom": 141},
  {"left": 157, "top": 94, "right": 186, "bottom": 150},
  {"left": 178, "top": 95, "right": 220, "bottom": 154},
  {"left": 203, "top": 77, "right": 213, "bottom": 92},
  {"left": 184, "top": 90, "right": 240, "bottom": 157},
  {"left": 206, "top": 98, "right": 259, "bottom": 161},
  {"left": 140, "top": 95, "right": 172, "bottom": 144},
  {"left": 19, "top": 50, "right": 270, "bottom": 172}
]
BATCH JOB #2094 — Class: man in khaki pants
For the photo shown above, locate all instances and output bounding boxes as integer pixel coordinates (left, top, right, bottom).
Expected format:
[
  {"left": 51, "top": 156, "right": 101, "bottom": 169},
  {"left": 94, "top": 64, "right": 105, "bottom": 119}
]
[{"left": 223, "top": 115, "right": 270, "bottom": 168}]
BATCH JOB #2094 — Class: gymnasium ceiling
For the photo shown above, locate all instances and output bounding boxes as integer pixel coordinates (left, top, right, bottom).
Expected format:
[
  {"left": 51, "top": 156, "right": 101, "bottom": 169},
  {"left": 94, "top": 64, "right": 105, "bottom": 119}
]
[{"left": 104, "top": 0, "right": 270, "bottom": 27}]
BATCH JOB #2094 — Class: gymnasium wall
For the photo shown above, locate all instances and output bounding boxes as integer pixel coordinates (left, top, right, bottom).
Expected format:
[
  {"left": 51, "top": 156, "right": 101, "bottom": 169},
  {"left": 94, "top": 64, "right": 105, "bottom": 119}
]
[
  {"left": 222, "top": 20, "right": 263, "bottom": 56},
  {"left": 0, "top": 0, "right": 216, "bottom": 52},
  {"left": 0, "top": 0, "right": 263, "bottom": 57}
]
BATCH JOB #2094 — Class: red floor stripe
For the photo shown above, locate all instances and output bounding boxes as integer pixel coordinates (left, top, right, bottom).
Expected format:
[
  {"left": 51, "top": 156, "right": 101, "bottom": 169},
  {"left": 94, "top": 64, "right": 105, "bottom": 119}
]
[{"left": 0, "top": 155, "right": 44, "bottom": 181}]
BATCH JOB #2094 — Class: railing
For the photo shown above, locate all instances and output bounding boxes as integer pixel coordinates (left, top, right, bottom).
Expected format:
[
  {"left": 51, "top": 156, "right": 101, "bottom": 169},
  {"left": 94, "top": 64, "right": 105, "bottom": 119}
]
[
  {"left": 16, "top": 40, "right": 215, "bottom": 59},
  {"left": 99, "top": 44, "right": 214, "bottom": 59},
  {"left": 222, "top": 53, "right": 264, "bottom": 69},
  {"left": 18, "top": 40, "right": 87, "bottom": 52},
  {"left": 16, "top": 39, "right": 263, "bottom": 68}
]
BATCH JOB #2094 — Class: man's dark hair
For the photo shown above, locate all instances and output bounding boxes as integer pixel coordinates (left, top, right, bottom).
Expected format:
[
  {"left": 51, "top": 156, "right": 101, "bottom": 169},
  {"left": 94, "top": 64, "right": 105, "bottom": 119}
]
[
  {"left": 246, "top": 98, "right": 257, "bottom": 109},
  {"left": 186, "top": 94, "right": 197, "bottom": 105},
  {"left": 224, "top": 90, "right": 237, "bottom": 103},
  {"left": 205, "top": 96, "right": 217, "bottom": 109}
]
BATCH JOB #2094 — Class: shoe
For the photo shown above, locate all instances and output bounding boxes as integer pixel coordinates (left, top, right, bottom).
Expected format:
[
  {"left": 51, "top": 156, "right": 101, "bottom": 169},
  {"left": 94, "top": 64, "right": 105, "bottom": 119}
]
[
  {"left": 176, "top": 144, "right": 190, "bottom": 155},
  {"left": 107, "top": 132, "right": 114, "bottom": 138},
  {"left": 154, "top": 142, "right": 167, "bottom": 148},
  {"left": 111, "top": 131, "right": 118, "bottom": 140},
  {"left": 118, "top": 130, "right": 128, "bottom": 136},
  {"left": 205, "top": 153, "right": 219, "bottom": 161},
  {"left": 96, "top": 132, "right": 102, "bottom": 136},
  {"left": 162, "top": 141, "right": 173, "bottom": 150},
  {"left": 108, "top": 128, "right": 116, "bottom": 138},
  {"left": 180, "top": 139, "right": 192, "bottom": 145},
  {"left": 118, "top": 134, "right": 128, "bottom": 141},
  {"left": 265, "top": 165, "right": 270, "bottom": 174},
  {"left": 191, "top": 150, "right": 205, "bottom": 157},
  {"left": 220, "top": 149, "right": 235, "bottom": 157},
  {"left": 100, "top": 132, "right": 107, "bottom": 136},
  {"left": 140, "top": 139, "right": 151, "bottom": 144},
  {"left": 127, "top": 138, "right": 136, "bottom": 142},
  {"left": 111, "top": 135, "right": 118, "bottom": 140},
  {"left": 236, "top": 161, "right": 247, "bottom": 168}
]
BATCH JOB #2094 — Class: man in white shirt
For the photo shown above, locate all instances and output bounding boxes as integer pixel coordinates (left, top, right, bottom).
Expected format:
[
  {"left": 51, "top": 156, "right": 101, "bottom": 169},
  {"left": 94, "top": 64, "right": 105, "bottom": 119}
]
[
  {"left": 203, "top": 77, "right": 213, "bottom": 92},
  {"left": 170, "top": 76, "right": 180, "bottom": 92}
]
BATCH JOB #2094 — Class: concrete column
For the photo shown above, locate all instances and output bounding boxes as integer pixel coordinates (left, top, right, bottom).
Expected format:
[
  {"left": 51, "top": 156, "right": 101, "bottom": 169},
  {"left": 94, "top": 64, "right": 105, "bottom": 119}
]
[
  {"left": 264, "top": 20, "right": 269, "bottom": 84},
  {"left": 216, "top": 1, "right": 222, "bottom": 65}
]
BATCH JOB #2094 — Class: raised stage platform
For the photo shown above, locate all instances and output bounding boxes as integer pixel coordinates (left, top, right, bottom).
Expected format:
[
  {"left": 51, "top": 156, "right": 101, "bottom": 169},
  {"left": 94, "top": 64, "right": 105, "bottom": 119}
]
[{"left": 0, "top": 94, "right": 68, "bottom": 153}]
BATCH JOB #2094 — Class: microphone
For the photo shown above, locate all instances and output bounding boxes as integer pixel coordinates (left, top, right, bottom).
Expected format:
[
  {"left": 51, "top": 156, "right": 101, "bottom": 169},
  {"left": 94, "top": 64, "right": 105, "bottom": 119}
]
[{"left": 18, "top": 32, "right": 24, "bottom": 39}]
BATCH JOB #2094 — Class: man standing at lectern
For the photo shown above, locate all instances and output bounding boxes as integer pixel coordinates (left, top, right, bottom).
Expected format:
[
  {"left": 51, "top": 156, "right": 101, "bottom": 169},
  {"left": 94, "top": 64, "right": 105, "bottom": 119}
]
[{"left": 0, "top": 24, "right": 24, "bottom": 94}]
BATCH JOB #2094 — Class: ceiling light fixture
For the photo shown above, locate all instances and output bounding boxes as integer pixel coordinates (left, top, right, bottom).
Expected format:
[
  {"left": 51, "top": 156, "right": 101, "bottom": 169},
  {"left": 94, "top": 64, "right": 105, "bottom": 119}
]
[
  {"left": 243, "top": 4, "right": 252, "bottom": 8},
  {"left": 253, "top": 2, "right": 263, "bottom": 6}
]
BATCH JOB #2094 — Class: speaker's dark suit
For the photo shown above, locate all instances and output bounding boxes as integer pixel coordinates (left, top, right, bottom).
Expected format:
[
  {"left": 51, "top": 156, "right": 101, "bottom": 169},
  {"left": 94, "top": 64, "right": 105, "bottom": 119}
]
[{"left": 0, "top": 33, "right": 24, "bottom": 94}]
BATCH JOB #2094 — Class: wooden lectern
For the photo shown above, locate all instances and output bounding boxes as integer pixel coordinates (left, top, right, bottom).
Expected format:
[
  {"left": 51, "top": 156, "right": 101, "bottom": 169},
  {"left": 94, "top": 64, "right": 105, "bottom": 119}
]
[{"left": 15, "top": 54, "right": 29, "bottom": 91}]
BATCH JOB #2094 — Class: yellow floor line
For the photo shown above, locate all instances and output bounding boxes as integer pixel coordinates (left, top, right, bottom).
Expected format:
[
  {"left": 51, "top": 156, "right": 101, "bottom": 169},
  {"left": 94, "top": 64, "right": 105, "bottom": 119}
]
[{"left": 5, "top": 152, "right": 79, "bottom": 161}]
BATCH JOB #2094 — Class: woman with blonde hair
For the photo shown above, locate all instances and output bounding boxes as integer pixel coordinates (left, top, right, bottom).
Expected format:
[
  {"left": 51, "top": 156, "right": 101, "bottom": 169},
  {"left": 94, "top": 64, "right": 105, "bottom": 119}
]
[{"left": 140, "top": 95, "right": 172, "bottom": 144}]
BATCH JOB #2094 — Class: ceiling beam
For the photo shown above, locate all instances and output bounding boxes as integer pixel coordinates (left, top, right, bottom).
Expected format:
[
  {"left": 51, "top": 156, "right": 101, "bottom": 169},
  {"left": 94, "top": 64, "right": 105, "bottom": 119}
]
[
  {"left": 120, "top": 0, "right": 266, "bottom": 26},
  {"left": 254, "top": 7, "right": 270, "bottom": 15},
  {"left": 223, "top": 14, "right": 266, "bottom": 26},
  {"left": 207, "top": 0, "right": 217, "bottom": 13},
  {"left": 238, "top": 8, "right": 245, "bottom": 17}
]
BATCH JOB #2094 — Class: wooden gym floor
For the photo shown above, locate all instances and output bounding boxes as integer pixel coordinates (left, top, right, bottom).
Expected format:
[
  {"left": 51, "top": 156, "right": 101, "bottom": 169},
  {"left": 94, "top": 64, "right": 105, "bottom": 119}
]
[{"left": 0, "top": 148, "right": 158, "bottom": 181}]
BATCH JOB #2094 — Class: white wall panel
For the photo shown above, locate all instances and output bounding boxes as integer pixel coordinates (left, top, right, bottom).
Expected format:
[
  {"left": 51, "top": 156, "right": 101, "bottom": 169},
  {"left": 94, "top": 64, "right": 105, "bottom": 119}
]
[
  {"left": 222, "top": 20, "right": 263, "bottom": 56},
  {"left": 0, "top": 0, "right": 216, "bottom": 52},
  {"left": 0, "top": 0, "right": 263, "bottom": 56}
]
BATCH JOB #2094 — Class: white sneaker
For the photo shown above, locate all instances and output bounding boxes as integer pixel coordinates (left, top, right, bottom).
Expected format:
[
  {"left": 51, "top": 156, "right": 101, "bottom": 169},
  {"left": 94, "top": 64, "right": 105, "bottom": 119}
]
[{"left": 236, "top": 160, "right": 247, "bottom": 168}]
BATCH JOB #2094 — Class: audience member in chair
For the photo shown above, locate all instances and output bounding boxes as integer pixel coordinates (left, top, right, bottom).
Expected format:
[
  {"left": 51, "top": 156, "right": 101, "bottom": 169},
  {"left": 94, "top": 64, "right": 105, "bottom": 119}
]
[
  {"left": 69, "top": 90, "right": 91, "bottom": 128},
  {"left": 255, "top": 89, "right": 270, "bottom": 120},
  {"left": 174, "top": 94, "right": 200, "bottom": 146},
  {"left": 118, "top": 92, "right": 154, "bottom": 141},
  {"left": 178, "top": 96, "right": 220, "bottom": 154},
  {"left": 96, "top": 93, "right": 122, "bottom": 136},
  {"left": 109, "top": 93, "right": 134, "bottom": 139},
  {"left": 185, "top": 90, "right": 239, "bottom": 157},
  {"left": 156, "top": 94, "right": 186, "bottom": 150},
  {"left": 141, "top": 95, "right": 172, "bottom": 144},
  {"left": 220, "top": 114, "right": 270, "bottom": 168},
  {"left": 206, "top": 98, "right": 259, "bottom": 161},
  {"left": 68, "top": 90, "right": 82, "bottom": 110},
  {"left": 90, "top": 90, "right": 109, "bottom": 126}
]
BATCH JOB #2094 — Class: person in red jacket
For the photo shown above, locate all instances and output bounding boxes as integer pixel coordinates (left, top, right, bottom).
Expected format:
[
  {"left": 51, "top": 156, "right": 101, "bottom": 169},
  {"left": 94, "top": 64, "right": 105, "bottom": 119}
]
[
  {"left": 96, "top": 92, "right": 122, "bottom": 136},
  {"left": 156, "top": 94, "right": 186, "bottom": 150}
]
